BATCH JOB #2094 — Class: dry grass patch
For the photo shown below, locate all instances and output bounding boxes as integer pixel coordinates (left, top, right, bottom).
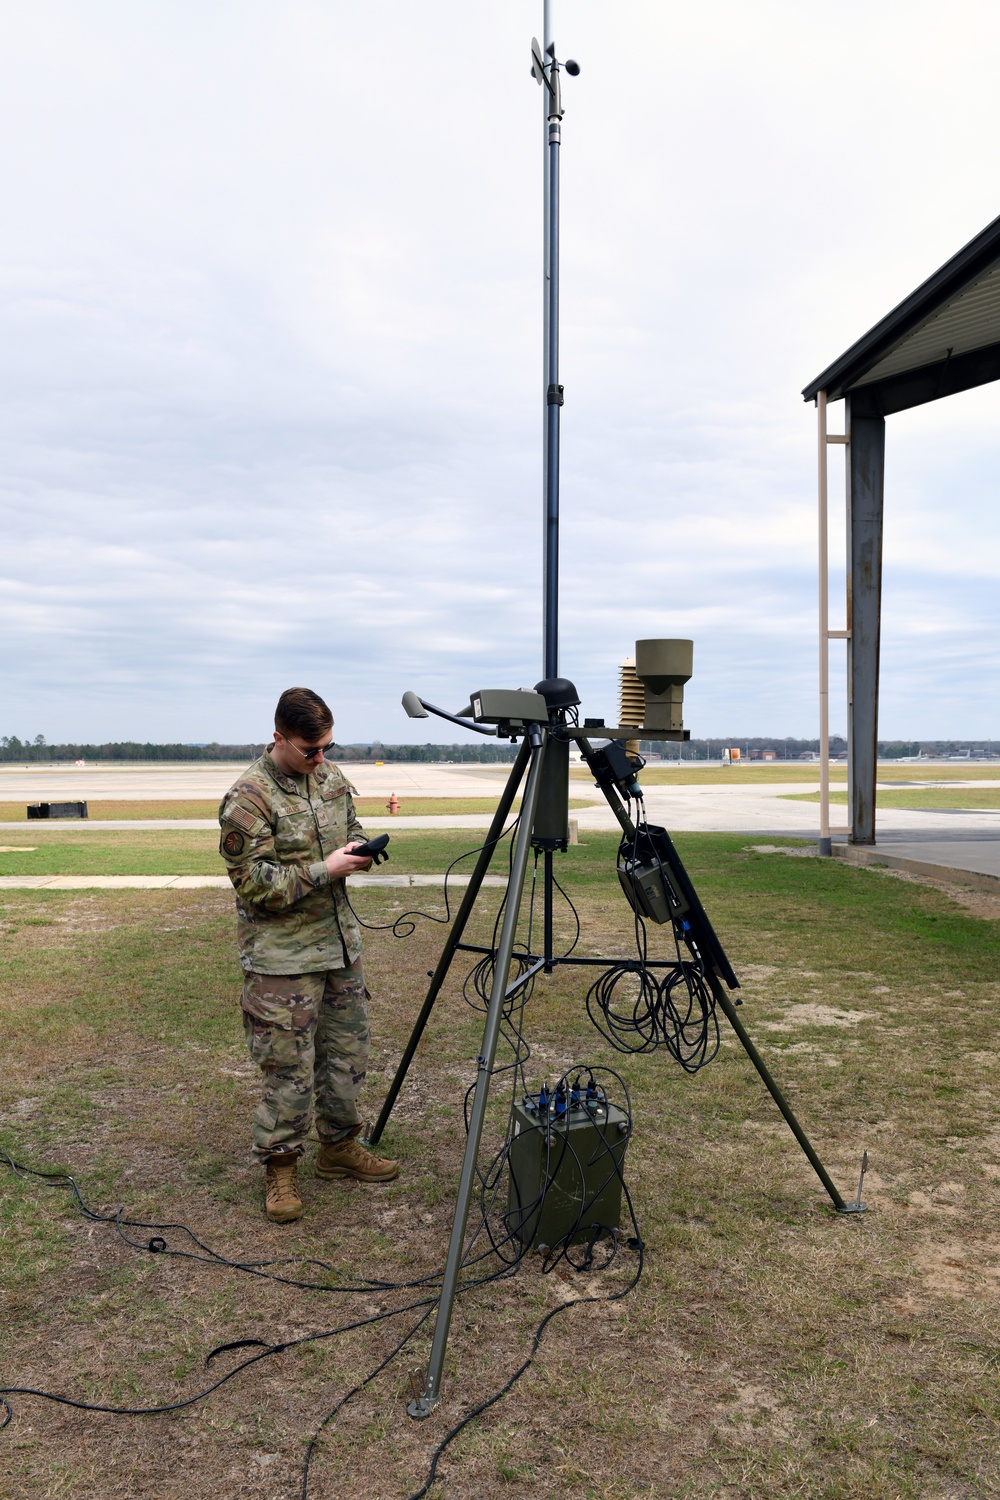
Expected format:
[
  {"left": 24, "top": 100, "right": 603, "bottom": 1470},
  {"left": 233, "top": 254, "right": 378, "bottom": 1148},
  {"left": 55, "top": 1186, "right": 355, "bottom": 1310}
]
[
  {"left": 789, "top": 788, "right": 1000, "bottom": 810},
  {"left": 1, "top": 837, "right": 1000, "bottom": 1498},
  {"left": 0, "top": 801, "right": 223, "bottom": 822}
]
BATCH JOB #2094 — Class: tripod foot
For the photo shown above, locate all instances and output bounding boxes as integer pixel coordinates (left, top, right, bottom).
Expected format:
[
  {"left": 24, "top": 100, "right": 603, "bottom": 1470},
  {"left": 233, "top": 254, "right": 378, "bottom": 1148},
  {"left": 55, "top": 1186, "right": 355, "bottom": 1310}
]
[
  {"left": 406, "top": 1367, "right": 440, "bottom": 1419},
  {"left": 833, "top": 1150, "right": 870, "bottom": 1213}
]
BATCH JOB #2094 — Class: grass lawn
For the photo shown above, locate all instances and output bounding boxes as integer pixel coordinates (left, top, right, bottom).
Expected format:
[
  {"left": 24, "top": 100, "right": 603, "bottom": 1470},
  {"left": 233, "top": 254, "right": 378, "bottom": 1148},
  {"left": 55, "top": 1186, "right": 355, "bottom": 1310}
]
[
  {"left": 788, "top": 789, "right": 1000, "bottom": 811},
  {"left": 0, "top": 797, "right": 592, "bottom": 823},
  {"left": 571, "top": 765, "right": 1000, "bottom": 788},
  {"left": 0, "top": 829, "right": 607, "bottom": 878},
  {"left": 0, "top": 830, "right": 224, "bottom": 876},
  {"left": 2, "top": 834, "right": 1000, "bottom": 1498}
]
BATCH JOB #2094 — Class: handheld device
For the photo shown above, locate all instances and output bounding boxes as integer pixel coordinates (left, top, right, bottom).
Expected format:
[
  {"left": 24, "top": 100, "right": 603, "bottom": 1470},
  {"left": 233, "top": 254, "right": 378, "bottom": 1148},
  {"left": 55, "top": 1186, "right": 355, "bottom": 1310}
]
[{"left": 349, "top": 834, "right": 390, "bottom": 865}]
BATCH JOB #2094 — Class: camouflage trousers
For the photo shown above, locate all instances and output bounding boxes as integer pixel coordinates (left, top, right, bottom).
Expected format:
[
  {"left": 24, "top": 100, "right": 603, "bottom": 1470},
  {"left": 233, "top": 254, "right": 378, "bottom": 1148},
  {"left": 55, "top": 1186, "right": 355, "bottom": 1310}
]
[{"left": 241, "top": 958, "right": 370, "bottom": 1163}]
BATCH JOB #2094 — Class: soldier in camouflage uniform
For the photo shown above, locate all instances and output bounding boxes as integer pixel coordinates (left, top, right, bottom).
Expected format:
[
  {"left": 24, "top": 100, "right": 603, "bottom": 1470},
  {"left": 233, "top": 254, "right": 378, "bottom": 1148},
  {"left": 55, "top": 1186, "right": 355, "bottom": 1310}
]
[{"left": 220, "top": 686, "right": 399, "bottom": 1223}]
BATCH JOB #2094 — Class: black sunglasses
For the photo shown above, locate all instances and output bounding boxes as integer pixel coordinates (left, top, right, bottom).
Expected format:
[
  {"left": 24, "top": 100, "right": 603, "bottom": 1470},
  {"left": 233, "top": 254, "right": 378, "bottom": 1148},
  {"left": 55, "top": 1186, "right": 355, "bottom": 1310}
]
[{"left": 290, "top": 739, "right": 334, "bottom": 761}]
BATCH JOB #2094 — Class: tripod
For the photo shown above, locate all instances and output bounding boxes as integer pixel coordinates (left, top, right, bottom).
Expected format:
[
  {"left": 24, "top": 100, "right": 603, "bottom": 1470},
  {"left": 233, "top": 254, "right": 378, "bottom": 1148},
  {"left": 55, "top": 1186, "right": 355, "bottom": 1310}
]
[
  {"left": 368, "top": 710, "right": 864, "bottom": 1419},
  {"left": 368, "top": 17, "right": 864, "bottom": 1418}
]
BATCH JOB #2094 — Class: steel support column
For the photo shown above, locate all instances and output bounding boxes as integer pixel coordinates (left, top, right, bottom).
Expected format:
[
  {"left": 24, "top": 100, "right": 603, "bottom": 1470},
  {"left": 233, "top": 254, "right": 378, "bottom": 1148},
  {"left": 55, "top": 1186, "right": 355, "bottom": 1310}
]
[
  {"left": 845, "top": 396, "right": 885, "bottom": 846},
  {"left": 817, "top": 390, "right": 832, "bottom": 855}
]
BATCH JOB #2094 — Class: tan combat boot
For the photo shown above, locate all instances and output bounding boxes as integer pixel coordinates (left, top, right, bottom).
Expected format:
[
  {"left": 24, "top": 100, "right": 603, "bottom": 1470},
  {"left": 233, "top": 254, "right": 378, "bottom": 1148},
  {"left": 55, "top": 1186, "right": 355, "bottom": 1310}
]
[
  {"left": 316, "top": 1128, "right": 399, "bottom": 1184},
  {"left": 264, "top": 1154, "right": 303, "bottom": 1222}
]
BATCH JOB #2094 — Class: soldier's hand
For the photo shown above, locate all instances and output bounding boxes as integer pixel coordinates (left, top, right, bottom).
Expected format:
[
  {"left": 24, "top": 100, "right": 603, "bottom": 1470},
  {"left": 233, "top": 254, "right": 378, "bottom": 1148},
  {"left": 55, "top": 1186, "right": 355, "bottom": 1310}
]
[{"left": 325, "top": 842, "right": 374, "bottom": 879}]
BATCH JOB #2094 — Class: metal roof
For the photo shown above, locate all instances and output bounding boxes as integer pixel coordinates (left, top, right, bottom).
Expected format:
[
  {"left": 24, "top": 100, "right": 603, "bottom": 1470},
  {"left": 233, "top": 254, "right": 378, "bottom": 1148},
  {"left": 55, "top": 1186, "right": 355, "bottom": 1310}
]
[{"left": 802, "top": 211, "right": 1000, "bottom": 414}]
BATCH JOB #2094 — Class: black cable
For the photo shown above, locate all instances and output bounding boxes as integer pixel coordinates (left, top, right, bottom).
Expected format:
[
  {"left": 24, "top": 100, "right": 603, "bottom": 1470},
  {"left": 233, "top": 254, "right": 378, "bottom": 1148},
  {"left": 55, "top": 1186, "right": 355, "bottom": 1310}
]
[
  {"left": 0, "top": 1150, "right": 441, "bottom": 1295},
  {"left": 0, "top": 1292, "right": 437, "bottom": 1424},
  {"left": 550, "top": 866, "right": 581, "bottom": 956},
  {"left": 299, "top": 1304, "right": 435, "bottom": 1500},
  {"left": 584, "top": 796, "right": 719, "bottom": 1070},
  {"left": 0, "top": 1144, "right": 558, "bottom": 1494},
  {"left": 406, "top": 1296, "right": 608, "bottom": 1500},
  {"left": 404, "top": 1063, "right": 644, "bottom": 1500},
  {"left": 1, "top": 1043, "right": 644, "bottom": 1496},
  {"left": 343, "top": 818, "right": 520, "bottom": 939},
  {"left": 0, "top": 800, "right": 657, "bottom": 1493}
]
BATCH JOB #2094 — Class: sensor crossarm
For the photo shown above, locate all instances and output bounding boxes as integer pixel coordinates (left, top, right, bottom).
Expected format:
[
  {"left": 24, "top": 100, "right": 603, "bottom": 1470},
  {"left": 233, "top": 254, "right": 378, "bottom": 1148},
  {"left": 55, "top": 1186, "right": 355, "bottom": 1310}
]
[{"left": 400, "top": 692, "right": 498, "bottom": 736}]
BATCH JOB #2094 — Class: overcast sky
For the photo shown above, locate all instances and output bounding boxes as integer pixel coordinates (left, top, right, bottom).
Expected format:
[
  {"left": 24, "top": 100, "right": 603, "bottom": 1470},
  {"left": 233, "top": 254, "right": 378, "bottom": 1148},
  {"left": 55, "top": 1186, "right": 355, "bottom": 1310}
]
[{"left": 2, "top": 0, "right": 999, "bottom": 745}]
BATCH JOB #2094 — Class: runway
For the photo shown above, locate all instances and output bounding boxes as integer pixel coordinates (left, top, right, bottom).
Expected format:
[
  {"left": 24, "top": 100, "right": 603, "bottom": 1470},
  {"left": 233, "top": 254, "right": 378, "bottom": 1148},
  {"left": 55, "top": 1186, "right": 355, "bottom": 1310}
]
[
  {"left": 0, "top": 761, "right": 517, "bottom": 801},
  {"left": 2, "top": 762, "right": 998, "bottom": 882}
]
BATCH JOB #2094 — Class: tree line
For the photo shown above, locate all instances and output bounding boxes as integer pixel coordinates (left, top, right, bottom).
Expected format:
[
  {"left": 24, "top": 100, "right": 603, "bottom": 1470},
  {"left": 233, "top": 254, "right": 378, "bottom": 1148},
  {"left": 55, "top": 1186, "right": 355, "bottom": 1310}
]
[
  {"left": 2, "top": 734, "right": 996, "bottom": 764},
  {"left": 0, "top": 736, "right": 519, "bottom": 764}
]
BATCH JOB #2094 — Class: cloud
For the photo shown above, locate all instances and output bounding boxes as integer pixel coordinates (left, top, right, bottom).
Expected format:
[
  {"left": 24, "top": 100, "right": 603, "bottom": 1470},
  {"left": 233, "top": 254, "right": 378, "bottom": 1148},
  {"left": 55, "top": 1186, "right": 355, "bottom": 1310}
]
[{"left": 1, "top": 0, "right": 999, "bottom": 744}]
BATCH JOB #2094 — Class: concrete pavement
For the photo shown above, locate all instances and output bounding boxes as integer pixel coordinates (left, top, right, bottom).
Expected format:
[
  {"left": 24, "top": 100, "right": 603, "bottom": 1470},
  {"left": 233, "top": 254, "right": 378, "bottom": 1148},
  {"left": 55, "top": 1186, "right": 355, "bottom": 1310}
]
[
  {"left": 0, "top": 761, "right": 518, "bottom": 801},
  {"left": 0, "top": 764, "right": 248, "bottom": 800},
  {"left": 848, "top": 831, "right": 1000, "bottom": 881}
]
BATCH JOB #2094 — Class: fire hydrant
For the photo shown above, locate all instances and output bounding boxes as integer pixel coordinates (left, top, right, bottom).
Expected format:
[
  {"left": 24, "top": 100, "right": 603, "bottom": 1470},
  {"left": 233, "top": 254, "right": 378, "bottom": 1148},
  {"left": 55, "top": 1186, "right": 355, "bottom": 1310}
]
[{"left": 387, "top": 793, "right": 400, "bottom": 815}]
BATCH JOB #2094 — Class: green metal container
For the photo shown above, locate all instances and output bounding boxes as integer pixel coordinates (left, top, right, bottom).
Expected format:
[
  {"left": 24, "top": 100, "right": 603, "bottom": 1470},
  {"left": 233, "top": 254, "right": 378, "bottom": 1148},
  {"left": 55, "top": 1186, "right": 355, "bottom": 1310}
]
[{"left": 506, "top": 1097, "right": 629, "bottom": 1250}]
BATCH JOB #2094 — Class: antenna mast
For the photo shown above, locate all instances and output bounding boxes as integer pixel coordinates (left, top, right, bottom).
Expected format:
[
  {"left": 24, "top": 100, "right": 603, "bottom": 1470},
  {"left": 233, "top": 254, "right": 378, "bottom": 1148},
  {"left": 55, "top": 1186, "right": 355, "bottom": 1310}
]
[{"left": 534, "top": 6, "right": 578, "bottom": 679}]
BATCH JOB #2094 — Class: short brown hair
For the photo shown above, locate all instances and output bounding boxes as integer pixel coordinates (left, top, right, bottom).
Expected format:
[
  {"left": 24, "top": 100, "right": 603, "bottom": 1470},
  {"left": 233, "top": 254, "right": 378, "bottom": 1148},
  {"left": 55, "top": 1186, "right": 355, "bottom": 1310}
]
[{"left": 274, "top": 687, "right": 333, "bottom": 740}]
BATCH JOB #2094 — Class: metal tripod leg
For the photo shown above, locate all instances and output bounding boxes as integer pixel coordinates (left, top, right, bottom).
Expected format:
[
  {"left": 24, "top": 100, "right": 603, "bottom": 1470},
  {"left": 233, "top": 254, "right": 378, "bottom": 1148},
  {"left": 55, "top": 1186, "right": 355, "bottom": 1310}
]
[
  {"left": 408, "top": 726, "right": 548, "bottom": 1419},
  {"left": 574, "top": 734, "right": 859, "bottom": 1214},
  {"left": 366, "top": 739, "right": 531, "bottom": 1148},
  {"left": 542, "top": 848, "right": 554, "bottom": 971}
]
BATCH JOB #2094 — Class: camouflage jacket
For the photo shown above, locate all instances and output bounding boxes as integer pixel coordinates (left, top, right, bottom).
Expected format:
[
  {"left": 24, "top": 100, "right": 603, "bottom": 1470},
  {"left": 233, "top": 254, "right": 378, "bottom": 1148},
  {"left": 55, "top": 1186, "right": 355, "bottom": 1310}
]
[{"left": 219, "top": 749, "right": 367, "bottom": 975}]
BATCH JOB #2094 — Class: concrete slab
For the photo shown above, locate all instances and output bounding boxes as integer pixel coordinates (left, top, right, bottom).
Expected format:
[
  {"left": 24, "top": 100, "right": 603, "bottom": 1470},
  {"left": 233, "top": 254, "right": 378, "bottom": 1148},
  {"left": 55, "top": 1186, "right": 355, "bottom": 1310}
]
[
  {"left": 855, "top": 834, "right": 1000, "bottom": 882},
  {"left": 42, "top": 875, "right": 180, "bottom": 889},
  {"left": 0, "top": 816, "right": 520, "bottom": 833},
  {"left": 833, "top": 843, "right": 1000, "bottom": 890},
  {"left": 0, "top": 873, "right": 508, "bottom": 891},
  {"left": 0, "top": 765, "right": 247, "bottom": 799},
  {"left": 0, "top": 820, "right": 221, "bottom": 831},
  {"left": 0, "top": 874, "right": 229, "bottom": 891}
]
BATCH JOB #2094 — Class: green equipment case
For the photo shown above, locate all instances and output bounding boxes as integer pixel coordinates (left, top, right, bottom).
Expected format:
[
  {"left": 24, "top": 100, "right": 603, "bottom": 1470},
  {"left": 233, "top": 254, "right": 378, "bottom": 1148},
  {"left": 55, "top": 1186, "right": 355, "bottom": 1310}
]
[{"left": 506, "top": 1097, "right": 629, "bottom": 1250}]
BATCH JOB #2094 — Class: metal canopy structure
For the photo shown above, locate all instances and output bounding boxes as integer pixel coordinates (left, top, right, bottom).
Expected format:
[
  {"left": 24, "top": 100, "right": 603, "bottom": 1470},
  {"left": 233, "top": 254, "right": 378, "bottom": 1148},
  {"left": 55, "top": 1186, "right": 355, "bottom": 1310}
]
[{"left": 802, "top": 211, "right": 1000, "bottom": 849}]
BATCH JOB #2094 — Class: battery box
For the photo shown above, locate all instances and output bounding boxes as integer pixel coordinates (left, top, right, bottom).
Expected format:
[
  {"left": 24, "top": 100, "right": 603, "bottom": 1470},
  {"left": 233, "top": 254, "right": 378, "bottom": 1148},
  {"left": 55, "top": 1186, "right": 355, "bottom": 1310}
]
[{"left": 506, "top": 1096, "right": 629, "bottom": 1250}]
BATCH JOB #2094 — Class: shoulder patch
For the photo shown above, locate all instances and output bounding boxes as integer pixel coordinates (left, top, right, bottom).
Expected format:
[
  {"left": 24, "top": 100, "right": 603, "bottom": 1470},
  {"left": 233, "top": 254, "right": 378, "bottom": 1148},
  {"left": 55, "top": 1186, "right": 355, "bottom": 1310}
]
[
  {"left": 225, "top": 802, "right": 260, "bottom": 833},
  {"left": 223, "top": 828, "right": 246, "bottom": 857}
]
